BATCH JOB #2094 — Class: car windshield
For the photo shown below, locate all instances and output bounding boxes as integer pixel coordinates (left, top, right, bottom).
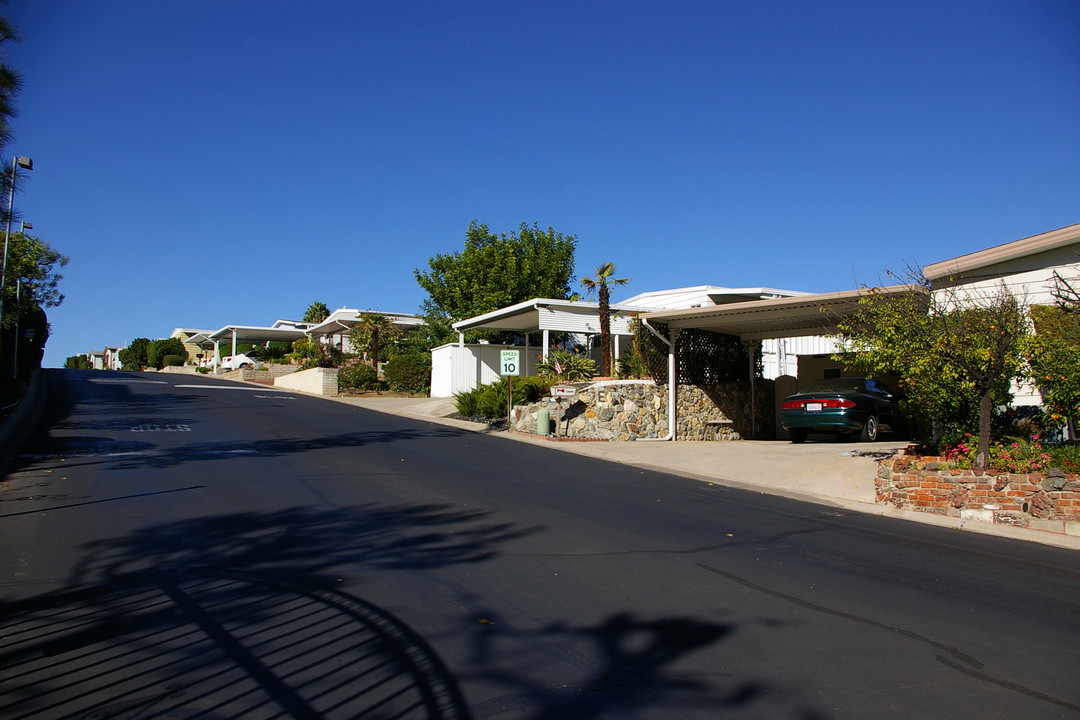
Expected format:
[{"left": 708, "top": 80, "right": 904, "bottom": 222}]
[{"left": 800, "top": 379, "right": 864, "bottom": 395}]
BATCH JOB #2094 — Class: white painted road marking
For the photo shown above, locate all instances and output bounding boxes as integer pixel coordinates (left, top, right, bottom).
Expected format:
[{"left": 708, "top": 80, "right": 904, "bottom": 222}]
[
  {"left": 174, "top": 384, "right": 291, "bottom": 392},
  {"left": 131, "top": 424, "right": 192, "bottom": 433},
  {"left": 89, "top": 378, "right": 168, "bottom": 385}
]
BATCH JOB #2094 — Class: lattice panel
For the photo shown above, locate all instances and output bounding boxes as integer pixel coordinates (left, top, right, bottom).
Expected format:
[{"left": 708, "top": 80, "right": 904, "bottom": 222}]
[
  {"left": 636, "top": 323, "right": 763, "bottom": 385},
  {"left": 638, "top": 321, "right": 672, "bottom": 384}
]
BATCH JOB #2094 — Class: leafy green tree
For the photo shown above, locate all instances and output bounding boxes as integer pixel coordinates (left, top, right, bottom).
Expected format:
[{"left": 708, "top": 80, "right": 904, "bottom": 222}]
[
  {"left": 581, "top": 262, "right": 630, "bottom": 377},
  {"left": 835, "top": 269, "right": 1029, "bottom": 470},
  {"left": 64, "top": 354, "right": 91, "bottom": 369},
  {"left": 304, "top": 301, "right": 330, "bottom": 323},
  {"left": 395, "top": 321, "right": 454, "bottom": 356},
  {"left": 1, "top": 231, "right": 67, "bottom": 331},
  {"left": 146, "top": 337, "right": 187, "bottom": 369},
  {"left": 0, "top": 14, "right": 23, "bottom": 199},
  {"left": 1027, "top": 273, "right": 1080, "bottom": 437},
  {"left": 415, "top": 221, "right": 577, "bottom": 342},
  {"left": 118, "top": 338, "right": 151, "bottom": 371}
]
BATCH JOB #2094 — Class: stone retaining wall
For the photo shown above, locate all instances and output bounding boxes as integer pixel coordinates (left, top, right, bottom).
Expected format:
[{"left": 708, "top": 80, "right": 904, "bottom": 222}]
[
  {"left": 876, "top": 456, "right": 1080, "bottom": 534},
  {"left": 510, "top": 380, "right": 774, "bottom": 441}
]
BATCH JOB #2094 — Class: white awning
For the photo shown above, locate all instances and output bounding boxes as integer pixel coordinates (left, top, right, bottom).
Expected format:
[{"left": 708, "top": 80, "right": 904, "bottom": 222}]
[{"left": 641, "top": 285, "right": 925, "bottom": 340}]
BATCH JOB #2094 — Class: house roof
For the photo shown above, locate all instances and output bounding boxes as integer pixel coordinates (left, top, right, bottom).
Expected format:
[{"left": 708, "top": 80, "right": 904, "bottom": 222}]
[
  {"left": 306, "top": 308, "right": 423, "bottom": 337},
  {"left": 621, "top": 285, "right": 809, "bottom": 310},
  {"left": 924, "top": 221, "right": 1080, "bottom": 281},
  {"left": 452, "top": 298, "right": 648, "bottom": 334},
  {"left": 641, "top": 285, "right": 924, "bottom": 341}
]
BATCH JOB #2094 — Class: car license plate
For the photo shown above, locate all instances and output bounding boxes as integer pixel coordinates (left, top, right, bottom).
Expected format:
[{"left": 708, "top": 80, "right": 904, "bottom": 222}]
[{"left": 806, "top": 402, "right": 823, "bottom": 412}]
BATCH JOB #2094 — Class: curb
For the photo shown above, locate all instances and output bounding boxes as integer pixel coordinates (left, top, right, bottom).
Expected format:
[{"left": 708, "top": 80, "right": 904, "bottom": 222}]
[{"left": 0, "top": 369, "right": 48, "bottom": 477}]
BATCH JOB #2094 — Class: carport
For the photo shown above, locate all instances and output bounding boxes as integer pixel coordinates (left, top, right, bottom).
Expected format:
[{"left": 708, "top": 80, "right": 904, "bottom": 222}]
[
  {"left": 185, "top": 324, "right": 311, "bottom": 371},
  {"left": 451, "top": 297, "right": 646, "bottom": 360},
  {"left": 639, "top": 285, "right": 922, "bottom": 440}
]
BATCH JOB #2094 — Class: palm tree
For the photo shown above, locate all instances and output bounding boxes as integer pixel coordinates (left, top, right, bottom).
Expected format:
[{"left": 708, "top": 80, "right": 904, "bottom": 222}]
[
  {"left": 350, "top": 313, "right": 400, "bottom": 370},
  {"left": 303, "top": 301, "right": 330, "bottom": 323},
  {"left": 581, "top": 262, "right": 630, "bottom": 377}
]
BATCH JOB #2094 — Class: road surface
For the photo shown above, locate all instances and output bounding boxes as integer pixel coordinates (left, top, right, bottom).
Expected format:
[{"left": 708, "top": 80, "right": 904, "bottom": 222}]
[{"left": 1, "top": 370, "right": 1078, "bottom": 719}]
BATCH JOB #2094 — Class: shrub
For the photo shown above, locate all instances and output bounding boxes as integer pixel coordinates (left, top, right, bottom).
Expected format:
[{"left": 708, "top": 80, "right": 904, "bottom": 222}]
[
  {"left": 288, "top": 337, "right": 343, "bottom": 369},
  {"left": 118, "top": 338, "right": 151, "bottom": 371},
  {"left": 64, "top": 355, "right": 92, "bottom": 369},
  {"left": 616, "top": 345, "right": 650, "bottom": 379},
  {"left": 383, "top": 353, "right": 431, "bottom": 394},
  {"left": 538, "top": 349, "right": 597, "bottom": 382},
  {"left": 338, "top": 361, "right": 382, "bottom": 391},
  {"left": 453, "top": 376, "right": 554, "bottom": 419},
  {"left": 162, "top": 354, "right": 183, "bottom": 367},
  {"left": 147, "top": 337, "right": 187, "bottom": 369},
  {"left": 942, "top": 433, "right": 1080, "bottom": 473}
]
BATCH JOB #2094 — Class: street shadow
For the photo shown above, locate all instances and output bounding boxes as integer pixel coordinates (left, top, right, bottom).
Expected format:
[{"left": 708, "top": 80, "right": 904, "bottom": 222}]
[
  {"left": 0, "top": 571, "right": 473, "bottom": 719},
  {"left": 13, "top": 425, "right": 467, "bottom": 474},
  {"left": 463, "top": 609, "right": 828, "bottom": 720},
  {"left": 0, "top": 502, "right": 536, "bottom": 719},
  {"left": 0, "top": 497, "right": 826, "bottom": 719}
]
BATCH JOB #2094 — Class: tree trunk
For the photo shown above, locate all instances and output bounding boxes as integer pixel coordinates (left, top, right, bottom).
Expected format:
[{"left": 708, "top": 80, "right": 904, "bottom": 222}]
[
  {"left": 599, "top": 285, "right": 611, "bottom": 376},
  {"left": 974, "top": 389, "right": 992, "bottom": 471}
]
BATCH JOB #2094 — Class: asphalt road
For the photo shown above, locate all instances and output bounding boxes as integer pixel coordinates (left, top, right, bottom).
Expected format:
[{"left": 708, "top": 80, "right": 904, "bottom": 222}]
[{"left": 1, "top": 369, "right": 1078, "bottom": 719}]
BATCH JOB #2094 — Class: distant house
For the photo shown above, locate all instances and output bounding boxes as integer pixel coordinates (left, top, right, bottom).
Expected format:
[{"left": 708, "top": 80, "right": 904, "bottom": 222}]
[
  {"left": 103, "top": 346, "right": 123, "bottom": 370},
  {"left": 170, "top": 328, "right": 214, "bottom": 363},
  {"left": 306, "top": 308, "right": 423, "bottom": 356}
]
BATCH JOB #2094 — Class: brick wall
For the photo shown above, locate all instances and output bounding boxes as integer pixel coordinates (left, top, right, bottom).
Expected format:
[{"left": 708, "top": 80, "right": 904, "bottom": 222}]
[{"left": 877, "top": 456, "right": 1080, "bottom": 534}]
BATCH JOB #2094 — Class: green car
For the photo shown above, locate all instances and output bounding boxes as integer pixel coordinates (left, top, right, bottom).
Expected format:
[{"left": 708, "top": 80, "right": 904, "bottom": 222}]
[{"left": 781, "top": 378, "right": 907, "bottom": 443}]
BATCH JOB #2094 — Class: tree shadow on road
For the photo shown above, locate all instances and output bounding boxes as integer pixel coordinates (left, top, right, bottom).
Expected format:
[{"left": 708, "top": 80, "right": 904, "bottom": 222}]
[
  {"left": 0, "top": 502, "right": 530, "bottom": 719},
  {"left": 0, "top": 501, "right": 825, "bottom": 718}
]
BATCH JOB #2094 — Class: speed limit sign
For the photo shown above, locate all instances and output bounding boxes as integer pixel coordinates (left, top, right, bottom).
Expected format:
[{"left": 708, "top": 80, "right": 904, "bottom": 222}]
[{"left": 500, "top": 349, "right": 521, "bottom": 376}]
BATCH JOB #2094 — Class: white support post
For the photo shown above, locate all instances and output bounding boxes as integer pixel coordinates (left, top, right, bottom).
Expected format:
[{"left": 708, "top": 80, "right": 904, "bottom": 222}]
[{"left": 542, "top": 329, "right": 550, "bottom": 360}]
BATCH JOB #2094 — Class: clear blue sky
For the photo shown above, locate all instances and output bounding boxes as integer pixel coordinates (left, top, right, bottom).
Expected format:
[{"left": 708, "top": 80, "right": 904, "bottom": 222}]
[{"left": 6, "top": 0, "right": 1079, "bottom": 367}]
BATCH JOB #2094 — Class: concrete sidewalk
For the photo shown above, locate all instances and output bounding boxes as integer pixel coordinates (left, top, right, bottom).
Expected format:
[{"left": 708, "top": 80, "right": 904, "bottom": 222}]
[{"left": 335, "top": 394, "right": 1080, "bottom": 550}]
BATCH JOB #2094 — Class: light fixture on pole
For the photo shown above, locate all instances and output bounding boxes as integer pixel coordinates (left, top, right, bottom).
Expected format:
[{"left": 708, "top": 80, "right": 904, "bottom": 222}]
[{"left": 0, "top": 155, "right": 33, "bottom": 368}]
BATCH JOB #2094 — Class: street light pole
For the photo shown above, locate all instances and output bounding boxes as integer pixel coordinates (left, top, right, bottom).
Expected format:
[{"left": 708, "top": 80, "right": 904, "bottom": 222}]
[
  {"left": 0, "top": 155, "right": 33, "bottom": 370},
  {"left": 12, "top": 221, "right": 31, "bottom": 379}
]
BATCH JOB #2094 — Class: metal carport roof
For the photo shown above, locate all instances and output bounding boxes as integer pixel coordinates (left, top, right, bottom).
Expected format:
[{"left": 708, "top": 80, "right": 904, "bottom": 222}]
[
  {"left": 640, "top": 285, "right": 925, "bottom": 340},
  {"left": 185, "top": 325, "right": 312, "bottom": 346}
]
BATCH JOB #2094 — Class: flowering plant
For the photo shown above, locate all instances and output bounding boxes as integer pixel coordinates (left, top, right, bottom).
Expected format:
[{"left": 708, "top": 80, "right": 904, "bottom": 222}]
[{"left": 988, "top": 435, "right": 1052, "bottom": 474}]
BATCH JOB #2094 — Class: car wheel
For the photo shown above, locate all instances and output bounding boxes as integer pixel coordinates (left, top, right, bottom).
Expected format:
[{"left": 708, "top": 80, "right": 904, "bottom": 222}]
[
  {"left": 789, "top": 429, "right": 807, "bottom": 444},
  {"left": 859, "top": 415, "right": 879, "bottom": 442}
]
